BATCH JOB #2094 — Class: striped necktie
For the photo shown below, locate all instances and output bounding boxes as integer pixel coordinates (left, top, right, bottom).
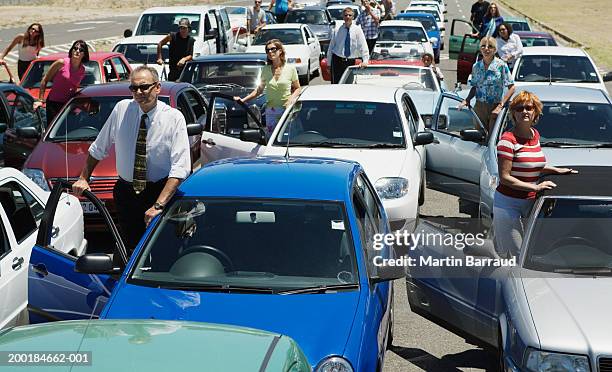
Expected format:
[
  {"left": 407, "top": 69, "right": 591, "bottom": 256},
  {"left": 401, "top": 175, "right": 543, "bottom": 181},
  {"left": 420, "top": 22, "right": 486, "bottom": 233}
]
[
  {"left": 344, "top": 26, "right": 351, "bottom": 57},
  {"left": 133, "top": 113, "right": 148, "bottom": 194}
]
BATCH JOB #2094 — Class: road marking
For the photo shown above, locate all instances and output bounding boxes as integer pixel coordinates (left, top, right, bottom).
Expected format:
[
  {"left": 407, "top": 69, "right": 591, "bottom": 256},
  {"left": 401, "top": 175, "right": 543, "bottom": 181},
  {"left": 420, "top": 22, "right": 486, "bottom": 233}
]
[
  {"left": 458, "top": 8, "right": 462, "bottom": 13},
  {"left": 462, "top": 15, "right": 466, "bottom": 19},
  {"left": 67, "top": 27, "right": 96, "bottom": 33},
  {"left": 73, "top": 21, "right": 114, "bottom": 25}
]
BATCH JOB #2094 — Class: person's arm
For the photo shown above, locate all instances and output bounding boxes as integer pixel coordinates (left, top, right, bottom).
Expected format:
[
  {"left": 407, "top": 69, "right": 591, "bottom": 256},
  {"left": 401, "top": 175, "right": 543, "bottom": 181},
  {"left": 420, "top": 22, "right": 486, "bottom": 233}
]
[
  {"left": 157, "top": 34, "right": 172, "bottom": 65},
  {"left": 512, "top": 34, "right": 523, "bottom": 58},
  {"left": 0, "top": 35, "right": 23, "bottom": 64},
  {"left": 371, "top": 7, "right": 380, "bottom": 24},
  {"left": 236, "top": 78, "right": 265, "bottom": 103},
  {"left": 33, "top": 59, "right": 63, "bottom": 109},
  {"left": 288, "top": 0, "right": 293, "bottom": 10},
  {"left": 460, "top": 86, "right": 477, "bottom": 108},
  {"left": 178, "top": 38, "right": 195, "bottom": 67},
  {"left": 327, "top": 28, "right": 336, "bottom": 61},
  {"left": 285, "top": 68, "right": 301, "bottom": 107},
  {"left": 269, "top": 0, "right": 275, "bottom": 11},
  {"left": 72, "top": 155, "right": 100, "bottom": 196},
  {"left": 357, "top": 28, "right": 369, "bottom": 65},
  {"left": 498, "top": 157, "right": 556, "bottom": 192},
  {"left": 246, "top": 9, "right": 252, "bottom": 34},
  {"left": 541, "top": 165, "right": 578, "bottom": 175}
]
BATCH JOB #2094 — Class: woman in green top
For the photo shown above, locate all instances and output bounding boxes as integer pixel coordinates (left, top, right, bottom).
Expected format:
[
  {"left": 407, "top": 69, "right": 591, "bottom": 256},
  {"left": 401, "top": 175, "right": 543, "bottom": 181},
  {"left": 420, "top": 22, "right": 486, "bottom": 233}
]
[{"left": 235, "top": 39, "right": 300, "bottom": 135}]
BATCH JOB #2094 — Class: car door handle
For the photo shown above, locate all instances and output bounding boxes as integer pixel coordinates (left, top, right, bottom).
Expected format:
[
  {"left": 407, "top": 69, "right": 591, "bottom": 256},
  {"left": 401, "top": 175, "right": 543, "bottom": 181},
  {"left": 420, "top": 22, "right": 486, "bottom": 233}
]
[
  {"left": 32, "top": 263, "right": 49, "bottom": 277},
  {"left": 12, "top": 257, "right": 24, "bottom": 271},
  {"left": 203, "top": 138, "right": 216, "bottom": 146},
  {"left": 51, "top": 226, "right": 60, "bottom": 238}
]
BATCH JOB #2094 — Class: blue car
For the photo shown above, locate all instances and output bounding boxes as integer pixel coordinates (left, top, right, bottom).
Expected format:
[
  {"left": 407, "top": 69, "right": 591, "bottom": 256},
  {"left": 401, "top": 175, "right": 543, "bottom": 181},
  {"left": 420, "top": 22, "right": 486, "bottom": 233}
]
[
  {"left": 396, "top": 12, "right": 442, "bottom": 63},
  {"left": 29, "top": 157, "right": 404, "bottom": 371}
]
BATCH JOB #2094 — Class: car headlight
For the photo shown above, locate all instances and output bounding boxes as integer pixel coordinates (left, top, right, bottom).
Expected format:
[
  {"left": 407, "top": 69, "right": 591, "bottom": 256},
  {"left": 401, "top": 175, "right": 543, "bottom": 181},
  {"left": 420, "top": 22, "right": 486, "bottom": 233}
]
[
  {"left": 375, "top": 177, "right": 409, "bottom": 199},
  {"left": 287, "top": 58, "right": 302, "bottom": 64},
  {"left": 23, "top": 168, "right": 50, "bottom": 192},
  {"left": 316, "top": 356, "right": 354, "bottom": 372},
  {"left": 525, "top": 349, "right": 590, "bottom": 372}
]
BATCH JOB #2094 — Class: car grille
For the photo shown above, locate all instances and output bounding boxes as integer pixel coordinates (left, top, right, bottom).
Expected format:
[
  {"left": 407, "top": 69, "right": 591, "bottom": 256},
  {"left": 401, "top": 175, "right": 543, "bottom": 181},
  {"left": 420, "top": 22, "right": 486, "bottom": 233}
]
[
  {"left": 49, "top": 177, "right": 118, "bottom": 193},
  {"left": 600, "top": 357, "right": 612, "bottom": 372}
]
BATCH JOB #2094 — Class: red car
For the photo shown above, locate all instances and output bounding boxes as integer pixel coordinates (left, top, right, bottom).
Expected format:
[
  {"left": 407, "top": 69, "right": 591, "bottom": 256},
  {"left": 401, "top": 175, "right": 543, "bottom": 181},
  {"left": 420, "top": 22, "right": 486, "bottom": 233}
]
[
  {"left": 19, "top": 52, "right": 132, "bottom": 102},
  {"left": 22, "top": 82, "right": 206, "bottom": 229}
]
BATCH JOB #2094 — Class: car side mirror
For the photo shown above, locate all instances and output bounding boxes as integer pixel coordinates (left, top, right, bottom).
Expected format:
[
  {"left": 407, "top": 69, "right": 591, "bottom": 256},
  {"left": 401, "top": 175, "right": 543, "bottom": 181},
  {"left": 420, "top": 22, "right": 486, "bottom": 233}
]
[
  {"left": 463, "top": 239, "right": 498, "bottom": 259},
  {"left": 460, "top": 129, "right": 484, "bottom": 142},
  {"left": 307, "top": 37, "right": 316, "bottom": 44},
  {"left": 123, "top": 29, "right": 133, "bottom": 38},
  {"left": 0, "top": 123, "right": 6, "bottom": 133},
  {"left": 603, "top": 71, "right": 612, "bottom": 82},
  {"left": 186, "top": 123, "right": 203, "bottom": 136},
  {"left": 75, "top": 253, "right": 122, "bottom": 274},
  {"left": 440, "top": 27, "right": 445, "bottom": 31},
  {"left": 371, "top": 262, "right": 405, "bottom": 283},
  {"left": 240, "top": 128, "right": 266, "bottom": 145},
  {"left": 204, "top": 33, "right": 217, "bottom": 41},
  {"left": 413, "top": 131, "right": 434, "bottom": 146},
  {"left": 443, "top": 10, "right": 447, "bottom": 14},
  {"left": 444, "top": 19, "right": 448, "bottom": 22},
  {"left": 16, "top": 126, "right": 40, "bottom": 139}
]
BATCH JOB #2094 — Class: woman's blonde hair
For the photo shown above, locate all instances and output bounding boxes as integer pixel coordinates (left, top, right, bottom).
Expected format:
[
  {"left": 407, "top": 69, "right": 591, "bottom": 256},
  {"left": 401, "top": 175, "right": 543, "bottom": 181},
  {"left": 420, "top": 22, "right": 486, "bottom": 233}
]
[
  {"left": 510, "top": 91, "right": 543, "bottom": 124},
  {"left": 265, "top": 39, "right": 286, "bottom": 66},
  {"left": 479, "top": 36, "right": 496, "bottom": 50}
]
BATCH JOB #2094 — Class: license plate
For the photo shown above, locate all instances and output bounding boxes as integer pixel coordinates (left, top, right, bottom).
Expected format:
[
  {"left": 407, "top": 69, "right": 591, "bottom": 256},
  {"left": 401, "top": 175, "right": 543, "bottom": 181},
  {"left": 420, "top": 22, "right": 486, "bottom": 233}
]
[{"left": 80, "top": 201, "right": 101, "bottom": 214}]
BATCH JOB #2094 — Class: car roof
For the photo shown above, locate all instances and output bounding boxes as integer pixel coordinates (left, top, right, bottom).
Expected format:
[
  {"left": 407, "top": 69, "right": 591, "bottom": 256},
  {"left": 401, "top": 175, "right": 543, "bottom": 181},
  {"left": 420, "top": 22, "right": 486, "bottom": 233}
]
[
  {"left": 75, "top": 82, "right": 191, "bottom": 97},
  {"left": 179, "top": 157, "right": 360, "bottom": 201},
  {"left": 522, "top": 46, "right": 587, "bottom": 56},
  {"left": 300, "top": 84, "right": 399, "bottom": 102},
  {"left": 140, "top": 6, "right": 216, "bottom": 13},
  {"left": 327, "top": 3, "right": 359, "bottom": 8},
  {"left": 357, "top": 63, "right": 428, "bottom": 70},
  {"left": 406, "top": 5, "right": 440, "bottom": 12},
  {"left": 397, "top": 12, "right": 436, "bottom": 20},
  {"left": 514, "top": 85, "right": 609, "bottom": 104},
  {"left": 0, "top": 83, "right": 30, "bottom": 95},
  {"left": 32, "top": 52, "right": 124, "bottom": 61},
  {"left": 540, "top": 166, "right": 612, "bottom": 197},
  {"left": 380, "top": 20, "right": 425, "bottom": 28},
  {"left": 114, "top": 35, "right": 165, "bottom": 44},
  {"left": 515, "top": 31, "right": 554, "bottom": 38},
  {"left": 504, "top": 16, "right": 528, "bottom": 23},
  {"left": 289, "top": 5, "right": 327, "bottom": 10},
  {"left": 191, "top": 53, "right": 267, "bottom": 62},
  {"left": 263, "top": 23, "right": 303, "bottom": 29}
]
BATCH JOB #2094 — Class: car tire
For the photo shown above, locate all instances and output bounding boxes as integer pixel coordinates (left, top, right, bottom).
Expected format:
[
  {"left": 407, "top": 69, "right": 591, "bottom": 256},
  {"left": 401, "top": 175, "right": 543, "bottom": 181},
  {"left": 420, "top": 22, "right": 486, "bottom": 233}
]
[
  {"left": 418, "top": 181, "right": 425, "bottom": 206},
  {"left": 440, "top": 41, "right": 444, "bottom": 51},
  {"left": 312, "top": 66, "right": 320, "bottom": 78},
  {"left": 497, "top": 327, "right": 505, "bottom": 372},
  {"left": 300, "top": 62, "right": 311, "bottom": 86},
  {"left": 386, "top": 287, "right": 394, "bottom": 350}
]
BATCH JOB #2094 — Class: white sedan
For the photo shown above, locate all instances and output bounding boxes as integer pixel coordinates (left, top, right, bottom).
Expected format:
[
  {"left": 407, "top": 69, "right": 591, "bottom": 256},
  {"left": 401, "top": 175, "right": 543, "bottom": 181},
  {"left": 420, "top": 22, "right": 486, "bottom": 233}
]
[
  {"left": 200, "top": 85, "right": 434, "bottom": 232},
  {"left": 374, "top": 20, "right": 435, "bottom": 58},
  {"left": 246, "top": 23, "right": 321, "bottom": 84},
  {"left": 404, "top": 5, "right": 445, "bottom": 39},
  {"left": 0, "top": 168, "right": 86, "bottom": 330}
]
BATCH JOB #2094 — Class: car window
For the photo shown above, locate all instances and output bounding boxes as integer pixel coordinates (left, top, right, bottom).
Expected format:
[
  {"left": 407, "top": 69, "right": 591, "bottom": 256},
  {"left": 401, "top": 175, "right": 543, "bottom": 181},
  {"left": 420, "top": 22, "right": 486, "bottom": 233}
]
[
  {"left": 378, "top": 26, "right": 428, "bottom": 43},
  {"left": 113, "top": 44, "right": 169, "bottom": 65},
  {"left": 356, "top": 174, "right": 383, "bottom": 231},
  {"left": 342, "top": 66, "right": 437, "bottom": 91},
  {"left": 0, "top": 182, "right": 38, "bottom": 243},
  {"left": 103, "top": 59, "right": 118, "bottom": 82},
  {"left": 136, "top": 13, "right": 202, "bottom": 36},
  {"left": 208, "top": 10, "right": 220, "bottom": 30},
  {"left": 286, "top": 10, "right": 329, "bottom": 25},
  {"left": 515, "top": 55, "right": 599, "bottom": 83},
  {"left": 352, "top": 185, "right": 380, "bottom": 278},
  {"left": 220, "top": 9, "right": 232, "bottom": 32},
  {"left": 176, "top": 94, "right": 196, "bottom": 124},
  {"left": 11, "top": 94, "right": 41, "bottom": 130},
  {"left": 183, "top": 89, "right": 207, "bottom": 124},
  {"left": 0, "top": 214, "right": 9, "bottom": 257},
  {"left": 402, "top": 97, "right": 417, "bottom": 138},
  {"left": 252, "top": 29, "right": 304, "bottom": 45},
  {"left": 111, "top": 57, "right": 131, "bottom": 80},
  {"left": 437, "top": 97, "right": 483, "bottom": 134}
]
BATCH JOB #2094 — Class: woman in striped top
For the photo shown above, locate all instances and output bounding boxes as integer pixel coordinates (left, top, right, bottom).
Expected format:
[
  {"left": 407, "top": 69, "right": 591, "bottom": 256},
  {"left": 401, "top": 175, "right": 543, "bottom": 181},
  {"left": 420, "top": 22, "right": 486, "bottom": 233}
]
[{"left": 493, "top": 91, "right": 577, "bottom": 258}]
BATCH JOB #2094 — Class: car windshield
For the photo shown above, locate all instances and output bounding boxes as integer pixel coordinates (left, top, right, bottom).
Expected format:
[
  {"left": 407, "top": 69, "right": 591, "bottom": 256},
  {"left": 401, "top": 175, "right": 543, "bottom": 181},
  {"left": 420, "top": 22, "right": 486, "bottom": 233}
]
[
  {"left": 515, "top": 55, "right": 600, "bottom": 83},
  {"left": 399, "top": 17, "right": 437, "bottom": 31},
  {"left": 136, "top": 13, "right": 201, "bottom": 36},
  {"left": 252, "top": 29, "right": 304, "bottom": 45},
  {"left": 341, "top": 66, "right": 437, "bottom": 91},
  {"left": 273, "top": 100, "right": 405, "bottom": 147},
  {"left": 286, "top": 10, "right": 328, "bottom": 25},
  {"left": 113, "top": 44, "right": 169, "bottom": 64},
  {"left": 523, "top": 198, "right": 612, "bottom": 274},
  {"left": 501, "top": 101, "right": 612, "bottom": 146},
  {"left": 179, "top": 61, "right": 265, "bottom": 89},
  {"left": 328, "top": 8, "right": 349, "bottom": 20},
  {"left": 47, "top": 96, "right": 170, "bottom": 141},
  {"left": 520, "top": 37, "right": 556, "bottom": 47},
  {"left": 226, "top": 6, "right": 247, "bottom": 15},
  {"left": 378, "top": 26, "right": 428, "bottom": 43},
  {"left": 21, "top": 61, "right": 101, "bottom": 89},
  {"left": 129, "top": 198, "right": 359, "bottom": 290},
  {"left": 406, "top": 8, "right": 440, "bottom": 21},
  {"left": 507, "top": 21, "right": 530, "bottom": 31}
]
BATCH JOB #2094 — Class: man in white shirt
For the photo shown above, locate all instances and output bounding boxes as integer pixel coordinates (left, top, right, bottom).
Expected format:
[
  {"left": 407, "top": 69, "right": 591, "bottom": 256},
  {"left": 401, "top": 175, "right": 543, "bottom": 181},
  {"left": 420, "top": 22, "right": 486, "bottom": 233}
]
[
  {"left": 72, "top": 66, "right": 191, "bottom": 251},
  {"left": 327, "top": 7, "right": 369, "bottom": 84}
]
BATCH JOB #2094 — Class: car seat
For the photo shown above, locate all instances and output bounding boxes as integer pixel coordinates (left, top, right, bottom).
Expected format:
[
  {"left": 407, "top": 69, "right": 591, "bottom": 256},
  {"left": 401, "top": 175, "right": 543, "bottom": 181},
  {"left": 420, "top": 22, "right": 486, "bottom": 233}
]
[{"left": 532, "top": 39, "right": 547, "bottom": 46}]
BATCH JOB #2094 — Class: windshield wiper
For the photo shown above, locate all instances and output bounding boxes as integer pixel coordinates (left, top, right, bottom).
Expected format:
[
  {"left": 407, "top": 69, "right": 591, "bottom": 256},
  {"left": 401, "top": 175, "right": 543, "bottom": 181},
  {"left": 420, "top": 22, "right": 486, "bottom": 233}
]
[
  {"left": 159, "top": 283, "right": 275, "bottom": 293},
  {"left": 276, "top": 283, "right": 359, "bottom": 295},
  {"left": 581, "top": 143, "right": 612, "bottom": 148},
  {"left": 287, "top": 140, "right": 361, "bottom": 148},
  {"left": 540, "top": 141, "right": 585, "bottom": 147},
  {"left": 361, "top": 143, "right": 403, "bottom": 148},
  {"left": 553, "top": 267, "right": 612, "bottom": 276},
  {"left": 198, "top": 83, "right": 248, "bottom": 91}
]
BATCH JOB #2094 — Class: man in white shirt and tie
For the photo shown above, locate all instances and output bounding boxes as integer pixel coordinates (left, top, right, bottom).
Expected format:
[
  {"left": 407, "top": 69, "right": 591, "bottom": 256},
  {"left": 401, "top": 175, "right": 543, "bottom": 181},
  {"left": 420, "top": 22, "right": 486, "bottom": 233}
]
[
  {"left": 72, "top": 66, "right": 191, "bottom": 252},
  {"left": 327, "top": 7, "right": 369, "bottom": 84}
]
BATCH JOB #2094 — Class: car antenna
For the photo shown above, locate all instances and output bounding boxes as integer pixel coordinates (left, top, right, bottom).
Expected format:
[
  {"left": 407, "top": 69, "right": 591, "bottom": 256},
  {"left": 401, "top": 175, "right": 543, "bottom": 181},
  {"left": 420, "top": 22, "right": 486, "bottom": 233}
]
[
  {"left": 284, "top": 110, "right": 292, "bottom": 161},
  {"left": 548, "top": 55, "right": 552, "bottom": 85}
]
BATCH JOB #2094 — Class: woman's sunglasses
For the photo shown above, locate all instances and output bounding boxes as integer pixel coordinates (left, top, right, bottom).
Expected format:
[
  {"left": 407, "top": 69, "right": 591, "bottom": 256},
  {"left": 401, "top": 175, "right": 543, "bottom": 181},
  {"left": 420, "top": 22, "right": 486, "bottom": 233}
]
[
  {"left": 72, "top": 47, "right": 86, "bottom": 53},
  {"left": 266, "top": 47, "right": 279, "bottom": 53},
  {"left": 513, "top": 105, "right": 535, "bottom": 112},
  {"left": 29, "top": 27, "right": 40, "bottom": 33}
]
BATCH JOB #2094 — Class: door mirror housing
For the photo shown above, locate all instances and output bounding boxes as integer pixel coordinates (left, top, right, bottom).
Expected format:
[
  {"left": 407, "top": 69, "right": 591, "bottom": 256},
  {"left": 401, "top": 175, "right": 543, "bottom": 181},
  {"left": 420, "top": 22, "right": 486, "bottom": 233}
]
[
  {"left": 603, "top": 71, "right": 612, "bottom": 82},
  {"left": 75, "top": 253, "right": 122, "bottom": 274},
  {"left": 460, "top": 129, "right": 485, "bottom": 142},
  {"left": 307, "top": 37, "right": 316, "bottom": 44},
  {"left": 440, "top": 27, "right": 445, "bottom": 31},
  {"left": 371, "top": 263, "right": 405, "bottom": 283},
  {"left": 123, "top": 29, "right": 133, "bottom": 38},
  {"left": 413, "top": 131, "right": 434, "bottom": 146},
  {"left": 186, "top": 123, "right": 203, "bottom": 136},
  {"left": 240, "top": 128, "right": 266, "bottom": 145},
  {"left": 16, "top": 126, "right": 40, "bottom": 138}
]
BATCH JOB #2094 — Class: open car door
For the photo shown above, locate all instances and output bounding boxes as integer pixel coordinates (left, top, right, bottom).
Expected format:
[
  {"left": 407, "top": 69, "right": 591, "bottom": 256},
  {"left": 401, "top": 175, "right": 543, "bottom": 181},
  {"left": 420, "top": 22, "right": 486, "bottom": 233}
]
[
  {"left": 201, "top": 92, "right": 266, "bottom": 166},
  {"left": 457, "top": 35, "right": 480, "bottom": 84},
  {"left": 449, "top": 19, "right": 479, "bottom": 60},
  {"left": 425, "top": 93, "right": 487, "bottom": 205},
  {"left": 28, "top": 181, "right": 128, "bottom": 323}
]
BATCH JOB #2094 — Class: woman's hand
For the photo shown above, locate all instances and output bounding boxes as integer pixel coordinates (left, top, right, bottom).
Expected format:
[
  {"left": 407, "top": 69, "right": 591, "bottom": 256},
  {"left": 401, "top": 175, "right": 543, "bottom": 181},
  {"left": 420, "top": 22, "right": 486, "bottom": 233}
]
[
  {"left": 284, "top": 97, "right": 295, "bottom": 108},
  {"left": 0, "top": 59, "right": 5, "bottom": 65},
  {"left": 234, "top": 96, "right": 245, "bottom": 104},
  {"left": 492, "top": 103, "right": 503, "bottom": 115},
  {"left": 457, "top": 99, "right": 470, "bottom": 110},
  {"left": 33, "top": 101, "right": 44, "bottom": 110},
  {"left": 555, "top": 167, "right": 578, "bottom": 175},
  {"left": 536, "top": 180, "right": 557, "bottom": 191},
  {"left": 156, "top": 58, "right": 164, "bottom": 65}
]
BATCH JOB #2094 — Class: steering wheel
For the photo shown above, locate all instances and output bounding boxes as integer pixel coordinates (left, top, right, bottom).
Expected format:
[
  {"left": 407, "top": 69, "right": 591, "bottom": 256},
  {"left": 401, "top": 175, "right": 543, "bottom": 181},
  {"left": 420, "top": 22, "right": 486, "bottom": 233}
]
[
  {"left": 178, "top": 245, "right": 234, "bottom": 272},
  {"left": 79, "top": 126, "right": 99, "bottom": 133},
  {"left": 549, "top": 236, "right": 600, "bottom": 251},
  {"left": 302, "top": 130, "right": 323, "bottom": 136}
]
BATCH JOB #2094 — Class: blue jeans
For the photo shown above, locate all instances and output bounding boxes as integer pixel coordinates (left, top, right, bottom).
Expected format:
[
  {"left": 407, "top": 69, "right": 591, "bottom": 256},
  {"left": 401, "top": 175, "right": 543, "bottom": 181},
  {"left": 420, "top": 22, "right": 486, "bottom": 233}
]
[{"left": 492, "top": 191, "right": 534, "bottom": 258}]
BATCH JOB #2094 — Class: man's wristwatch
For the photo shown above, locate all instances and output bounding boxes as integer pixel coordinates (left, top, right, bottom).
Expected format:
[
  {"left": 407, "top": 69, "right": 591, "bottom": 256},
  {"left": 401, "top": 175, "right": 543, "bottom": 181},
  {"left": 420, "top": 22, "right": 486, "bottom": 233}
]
[{"left": 153, "top": 202, "right": 165, "bottom": 211}]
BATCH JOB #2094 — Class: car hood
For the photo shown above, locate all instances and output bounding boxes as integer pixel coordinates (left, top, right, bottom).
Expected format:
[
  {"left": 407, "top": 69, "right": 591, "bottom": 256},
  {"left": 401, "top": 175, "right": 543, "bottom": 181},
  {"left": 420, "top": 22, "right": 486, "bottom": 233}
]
[
  {"left": 542, "top": 147, "right": 612, "bottom": 166},
  {"left": 308, "top": 25, "right": 332, "bottom": 39},
  {"left": 522, "top": 276, "right": 612, "bottom": 354},
  {"left": 247, "top": 44, "right": 308, "bottom": 58},
  {"left": 264, "top": 146, "right": 409, "bottom": 183},
  {"left": 105, "top": 284, "right": 361, "bottom": 367},
  {"left": 25, "top": 140, "right": 118, "bottom": 179},
  {"left": 514, "top": 81, "right": 605, "bottom": 91}
]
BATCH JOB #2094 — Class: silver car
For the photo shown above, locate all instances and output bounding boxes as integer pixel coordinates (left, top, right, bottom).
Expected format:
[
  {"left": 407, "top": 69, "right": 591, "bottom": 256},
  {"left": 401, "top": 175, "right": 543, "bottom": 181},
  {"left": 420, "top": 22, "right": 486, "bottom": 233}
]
[{"left": 426, "top": 85, "right": 612, "bottom": 230}]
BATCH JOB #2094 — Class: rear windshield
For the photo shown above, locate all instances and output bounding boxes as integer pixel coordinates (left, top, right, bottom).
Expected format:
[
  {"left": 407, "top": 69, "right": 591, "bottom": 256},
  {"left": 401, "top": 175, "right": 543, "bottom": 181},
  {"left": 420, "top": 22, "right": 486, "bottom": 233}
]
[
  {"left": 286, "top": 10, "right": 329, "bottom": 25},
  {"left": 252, "top": 29, "right": 304, "bottom": 45},
  {"left": 21, "top": 61, "right": 101, "bottom": 88},
  {"left": 515, "top": 55, "right": 599, "bottom": 83},
  {"left": 378, "top": 26, "right": 428, "bottom": 43},
  {"left": 113, "top": 44, "right": 169, "bottom": 64}
]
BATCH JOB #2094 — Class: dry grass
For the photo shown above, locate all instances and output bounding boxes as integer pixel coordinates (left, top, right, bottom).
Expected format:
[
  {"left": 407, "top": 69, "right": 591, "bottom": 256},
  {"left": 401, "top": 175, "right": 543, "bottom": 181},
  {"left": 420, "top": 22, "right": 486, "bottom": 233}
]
[{"left": 505, "top": 0, "right": 612, "bottom": 69}]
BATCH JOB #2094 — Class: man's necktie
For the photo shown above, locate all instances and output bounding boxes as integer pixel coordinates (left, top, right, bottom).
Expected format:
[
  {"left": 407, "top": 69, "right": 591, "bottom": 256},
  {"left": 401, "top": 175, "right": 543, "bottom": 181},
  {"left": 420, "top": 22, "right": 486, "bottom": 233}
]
[
  {"left": 344, "top": 26, "right": 351, "bottom": 58},
  {"left": 133, "top": 113, "right": 148, "bottom": 194}
]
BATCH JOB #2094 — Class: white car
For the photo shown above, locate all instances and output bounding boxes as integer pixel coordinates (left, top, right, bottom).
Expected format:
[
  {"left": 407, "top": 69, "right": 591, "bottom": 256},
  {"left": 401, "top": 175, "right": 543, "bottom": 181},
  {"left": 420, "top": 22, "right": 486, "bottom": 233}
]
[
  {"left": 224, "top": 6, "right": 248, "bottom": 30},
  {"left": 374, "top": 20, "right": 435, "bottom": 58},
  {"left": 327, "top": 4, "right": 362, "bottom": 30},
  {"left": 404, "top": 5, "right": 445, "bottom": 39},
  {"left": 112, "top": 36, "right": 168, "bottom": 80},
  {"left": 512, "top": 46, "right": 607, "bottom": 91},
  {"left": 408, "top": 0, "right": 445, "bottom": 16},
  {"left": 201, "top": 85, "right": 434, "bottom": 232},
  {"left": 246, "top": 23, "right": 321, "bottom": 84},
  {"left": 0, "top": 168, "right": 86, "bottom": 330}
]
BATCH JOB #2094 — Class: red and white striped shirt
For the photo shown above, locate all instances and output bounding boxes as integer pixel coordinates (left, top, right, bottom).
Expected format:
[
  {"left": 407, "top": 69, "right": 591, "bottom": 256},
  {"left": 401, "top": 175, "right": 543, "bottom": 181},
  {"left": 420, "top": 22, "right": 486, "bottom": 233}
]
[{"left": 496, "top": 129, "right": 546, "bottom": 199}]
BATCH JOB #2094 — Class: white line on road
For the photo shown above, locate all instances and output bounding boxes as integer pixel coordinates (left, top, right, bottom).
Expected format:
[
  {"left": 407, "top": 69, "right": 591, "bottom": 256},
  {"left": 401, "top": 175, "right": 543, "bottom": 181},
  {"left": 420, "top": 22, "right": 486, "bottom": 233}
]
[
  {"left": 67, "top": 27, "right": 96, "bottom": 33},
  {"left": 73, "top": 21, "right": 114, "bottom": 25},
  {"left": 462, "top": 15, "right": 466, "bottom": 19}
]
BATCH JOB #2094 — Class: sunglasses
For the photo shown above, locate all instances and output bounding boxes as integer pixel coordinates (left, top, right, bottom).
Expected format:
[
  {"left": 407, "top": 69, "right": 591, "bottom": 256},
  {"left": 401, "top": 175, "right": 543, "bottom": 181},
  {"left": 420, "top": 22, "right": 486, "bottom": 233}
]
[
  {"left": 129, "top": 82, "right": 158, "bottom": 93},
  {"left": 29, "top": 27, "right": 40, "bottom": 33},
  {"left": 72, "top": 47, "right": 86, "bottom": 53},
  {"left": 265, "top": 47, "right": 279, "bottom": 53},
  {"left": 480, "top": 44, "right": 495, "bottom": 49},
  {"left": 179, "top": 25, "right": 190, "bottom": 29},
  {"left": 513, "top": 105, "right": 535, "bottom": 112},
  {"left": 343, "top": 13, "right": 353, "bottom": 17}
]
